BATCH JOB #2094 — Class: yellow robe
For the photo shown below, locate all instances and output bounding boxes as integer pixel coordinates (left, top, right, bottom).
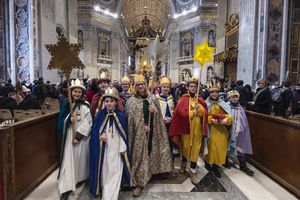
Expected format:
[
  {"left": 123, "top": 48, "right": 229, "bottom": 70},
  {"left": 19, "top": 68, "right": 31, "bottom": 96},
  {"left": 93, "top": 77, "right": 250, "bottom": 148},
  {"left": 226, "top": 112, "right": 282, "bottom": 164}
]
[
  {"left": 205, "top": 103, "right": 232, "bottom": 165},
  {"left": 181, "top": 97, "right": 205, "bottom": 163}
]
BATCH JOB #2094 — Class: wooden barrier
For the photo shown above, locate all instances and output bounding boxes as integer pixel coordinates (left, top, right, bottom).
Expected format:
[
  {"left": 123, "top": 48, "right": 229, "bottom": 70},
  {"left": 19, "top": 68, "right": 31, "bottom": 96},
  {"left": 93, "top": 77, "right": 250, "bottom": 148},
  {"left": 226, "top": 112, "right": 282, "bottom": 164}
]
[
  {"left": 246, "top": 111, "right": 300, "bottom": 198},
  {"left": 0, "top": 112, "right": 58, "bottom": 200}
]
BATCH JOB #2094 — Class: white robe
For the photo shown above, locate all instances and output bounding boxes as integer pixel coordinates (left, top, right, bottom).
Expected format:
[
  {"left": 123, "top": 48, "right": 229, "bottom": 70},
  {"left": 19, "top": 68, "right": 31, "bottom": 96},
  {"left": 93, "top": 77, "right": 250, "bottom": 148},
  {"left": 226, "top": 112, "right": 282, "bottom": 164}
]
[
  {"left": 101, "top": 122, "right": 127, "bottom": 200},
  {"left": 58, "top": 104, "right": 92, "bottom": 194}
]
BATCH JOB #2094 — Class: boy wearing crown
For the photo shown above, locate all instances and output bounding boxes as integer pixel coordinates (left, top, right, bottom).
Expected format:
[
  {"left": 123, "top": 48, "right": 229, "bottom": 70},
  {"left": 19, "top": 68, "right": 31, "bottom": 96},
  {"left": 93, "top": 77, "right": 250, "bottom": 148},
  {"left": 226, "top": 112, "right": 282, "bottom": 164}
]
[
  {"left": 120, "top": 76, "right": 133, "bottom": 106},
  {"left": 205, "top": 80, "right": 232, "bottom": 178},
  {"left": 57, "top": 79, "right": 92, "bottom": 200},
  {"left": 89, "top": 86, "right": 130, "bottom": 200},
  {"left": 125, "top": 74, "right": 173, "bottom": 197},
  {"left": 169, "top": 77, "right": 208, "bottom": 185},
  {"left": 91, "top": 71, "right": 123, "bottom": 117},
  {"left": 156, "top": 76, "right": 175, "bottom": 132},
  {"left": 226, "top": 90, "right": 254, "bottom": 176}
]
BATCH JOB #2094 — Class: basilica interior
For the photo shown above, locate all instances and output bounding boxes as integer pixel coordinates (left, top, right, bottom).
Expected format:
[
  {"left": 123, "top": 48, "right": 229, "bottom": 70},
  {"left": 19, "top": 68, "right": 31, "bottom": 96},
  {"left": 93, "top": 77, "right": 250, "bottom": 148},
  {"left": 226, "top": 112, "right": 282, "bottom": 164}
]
[{"left": 0, "top": 0, "right": 300, "bottom": 200}]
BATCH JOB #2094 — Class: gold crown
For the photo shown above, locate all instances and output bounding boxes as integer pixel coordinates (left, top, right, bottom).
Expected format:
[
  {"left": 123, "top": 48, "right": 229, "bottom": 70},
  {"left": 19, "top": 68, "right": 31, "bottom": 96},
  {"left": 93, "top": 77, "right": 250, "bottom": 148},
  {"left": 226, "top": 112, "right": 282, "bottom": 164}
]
[
  {"left": 98, "top": 71, "right": 110, "bottom": 81},
  {"left": 70, "top": 79, "right": 85, "bottom": 90},
  {"left": 101, "top": 86, "right": 119, "bottom": 100},
  {"left": 227, "top": 90, "right": 240, "bottom": 98},
  {"left": 134, "top": 74, "right": 146, "bottom": 84},
  {"left": 160, "top": 76, "right": 171, "bottom": 86},
  {"left": 188, "top": 77, "right": 198, "bottom": 84},
  {"left": 121, "top": 76, "right": 130, "bottom": 84},
  {"left": 207, "top": 79, "right": 221, "bottom": 92}
]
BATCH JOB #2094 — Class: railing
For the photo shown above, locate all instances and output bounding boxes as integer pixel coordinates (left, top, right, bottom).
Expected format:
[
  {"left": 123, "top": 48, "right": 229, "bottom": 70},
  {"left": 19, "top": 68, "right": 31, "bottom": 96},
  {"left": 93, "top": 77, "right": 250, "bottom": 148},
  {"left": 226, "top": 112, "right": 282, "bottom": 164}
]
[
  {"left": 97, "top": 55, "right": 113, "bottom": 64},
  {"left": 177, "top": 56, "right": 193, "bottom": 64}
]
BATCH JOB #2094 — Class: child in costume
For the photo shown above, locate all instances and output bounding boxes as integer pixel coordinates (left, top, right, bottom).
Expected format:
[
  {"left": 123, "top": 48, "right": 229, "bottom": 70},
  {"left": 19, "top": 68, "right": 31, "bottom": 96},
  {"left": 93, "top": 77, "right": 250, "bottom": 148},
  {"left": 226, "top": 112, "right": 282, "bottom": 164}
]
[
  {"left": 57, "top": 79, "right": 92, "bottom": 200},
  {"left": 89, "top": 86, "right": 130, "bottom": 200},
  {"left": 226, "top": 90, "right": 254, "bottom": 176}
]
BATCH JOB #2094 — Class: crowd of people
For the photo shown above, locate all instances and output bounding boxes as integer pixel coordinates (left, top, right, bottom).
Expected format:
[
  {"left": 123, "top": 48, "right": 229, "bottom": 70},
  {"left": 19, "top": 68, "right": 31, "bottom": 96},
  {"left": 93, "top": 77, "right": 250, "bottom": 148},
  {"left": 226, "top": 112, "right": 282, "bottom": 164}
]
[{"left": 1, "top": 74, "right": 300, "bottom": 200}]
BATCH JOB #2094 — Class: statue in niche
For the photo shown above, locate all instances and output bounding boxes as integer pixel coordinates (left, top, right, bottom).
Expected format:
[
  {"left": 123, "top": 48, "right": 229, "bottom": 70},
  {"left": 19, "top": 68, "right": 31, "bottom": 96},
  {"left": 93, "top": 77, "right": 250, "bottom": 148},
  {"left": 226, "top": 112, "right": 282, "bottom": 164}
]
[
  {"left": 208, "top": 30, "right": 216, "bottom": 47},
  {"left": 78, "top": 30, "right": 84, "bottom": 48},
  {"left": 180, "top": 31, "right": 193, "bottom": 57},
  {"left": 183, "top": 42, "right": 191, "bottom": 56},
  {"left": 206, "top": 66, "right": 215, "bottom": 82},
  {"left": 181, "top": 69, "right": 192, "bottom": 82}
]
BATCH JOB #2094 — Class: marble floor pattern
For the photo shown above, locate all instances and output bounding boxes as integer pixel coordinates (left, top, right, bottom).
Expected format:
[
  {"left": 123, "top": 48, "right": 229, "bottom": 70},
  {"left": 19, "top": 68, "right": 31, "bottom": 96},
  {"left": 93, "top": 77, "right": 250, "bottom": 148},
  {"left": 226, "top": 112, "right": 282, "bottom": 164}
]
[{"left": 25, "top": 159, "right": 298, "bottom": 200}]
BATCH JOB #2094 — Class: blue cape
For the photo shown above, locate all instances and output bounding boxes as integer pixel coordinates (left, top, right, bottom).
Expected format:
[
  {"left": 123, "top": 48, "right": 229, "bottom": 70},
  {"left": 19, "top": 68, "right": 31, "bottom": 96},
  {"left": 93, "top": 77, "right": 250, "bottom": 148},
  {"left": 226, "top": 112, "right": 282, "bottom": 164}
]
[{"left": 89, "top": 108, "right": 130, "bottom": 196}]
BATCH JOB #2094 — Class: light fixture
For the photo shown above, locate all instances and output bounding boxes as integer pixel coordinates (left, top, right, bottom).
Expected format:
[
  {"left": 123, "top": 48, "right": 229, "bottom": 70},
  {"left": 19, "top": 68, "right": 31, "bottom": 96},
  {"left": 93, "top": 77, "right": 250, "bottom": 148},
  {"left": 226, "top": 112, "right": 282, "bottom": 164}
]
[
  {"left": 93, "top": 5, "right": 118, "bottom": 19},
  {"left": 173, "top": 6, "right": 198, "bottom": 19},
  {"left": 144, "top": 6, "right": 147, "bottom": 9}
]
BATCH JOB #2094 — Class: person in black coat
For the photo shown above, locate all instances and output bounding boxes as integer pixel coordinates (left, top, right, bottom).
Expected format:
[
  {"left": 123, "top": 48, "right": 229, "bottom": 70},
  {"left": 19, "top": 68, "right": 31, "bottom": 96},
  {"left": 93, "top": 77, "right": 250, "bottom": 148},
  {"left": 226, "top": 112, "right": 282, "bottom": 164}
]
[
  {"left": 0, "top": 92, "right": 19, "bottom": 116},
  {"left": 234, "top": 80, "right": 247, "bottom": 107},
  {"left": 291, "top": 84, "right": 300, "bottom": 117},
  {"left": 250, "top": 79, "right": 272, "bottom": 115},
  {"left": 274, "top": 82, "right": 292, "bottom": 117}
]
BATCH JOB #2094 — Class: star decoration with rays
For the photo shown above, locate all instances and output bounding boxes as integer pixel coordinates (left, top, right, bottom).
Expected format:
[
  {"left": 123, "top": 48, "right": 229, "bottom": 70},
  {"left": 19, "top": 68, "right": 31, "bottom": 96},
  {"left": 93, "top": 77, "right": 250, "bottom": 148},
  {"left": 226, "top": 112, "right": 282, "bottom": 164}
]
[
  {"left": 193, "top": 41, "right": 215, "bottom": 67},
  {"left": 45, "top": 34, "right": 85, "bottom": 78}
]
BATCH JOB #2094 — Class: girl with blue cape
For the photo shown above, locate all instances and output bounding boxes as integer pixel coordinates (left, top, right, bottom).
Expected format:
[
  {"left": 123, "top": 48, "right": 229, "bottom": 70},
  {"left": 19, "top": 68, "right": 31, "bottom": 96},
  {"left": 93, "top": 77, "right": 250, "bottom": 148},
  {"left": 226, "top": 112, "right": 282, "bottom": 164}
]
[{"left": 89, "top": 86, "right": 130, "bottom": 200}]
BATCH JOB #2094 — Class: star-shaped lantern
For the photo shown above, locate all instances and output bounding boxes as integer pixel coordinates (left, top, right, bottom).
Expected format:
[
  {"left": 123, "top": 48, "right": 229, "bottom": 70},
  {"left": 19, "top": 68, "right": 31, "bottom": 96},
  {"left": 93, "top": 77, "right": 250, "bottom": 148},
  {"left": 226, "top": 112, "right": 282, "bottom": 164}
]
[
  {"left": 193, "top": 41, "right": 215, "bottom": 67},
  {"left": 45, "top": 34, "right": 85, "bottom": 78}
]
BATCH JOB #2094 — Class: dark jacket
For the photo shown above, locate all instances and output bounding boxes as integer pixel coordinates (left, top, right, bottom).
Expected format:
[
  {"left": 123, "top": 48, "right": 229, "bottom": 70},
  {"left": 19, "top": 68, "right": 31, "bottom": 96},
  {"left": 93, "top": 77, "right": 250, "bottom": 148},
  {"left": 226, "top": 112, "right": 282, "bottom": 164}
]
[
  {"left": 291, "top": 90, "right": 300, "bottom": 115},
  {"left": 253, "top": 87, "right": 272, "bottom": 115},
  {"left": 18, "top": 95, "right": 41, "bottom": 110}
]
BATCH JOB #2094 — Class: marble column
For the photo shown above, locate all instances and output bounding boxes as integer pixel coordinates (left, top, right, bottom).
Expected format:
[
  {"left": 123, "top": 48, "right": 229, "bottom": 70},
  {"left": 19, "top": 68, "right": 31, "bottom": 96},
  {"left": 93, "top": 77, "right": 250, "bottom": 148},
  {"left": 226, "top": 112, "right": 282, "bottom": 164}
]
[
  {"left": 279, "top": 0, "right": 288, "bottom": 83},
  {"left": 237, "top": 0, "right": 257, "bottom": 86},
  {"left": 13, "top": 0, "right": 33, "bottom": 84},
  {"left": 255, "top": 0, "right": 269, "bottom": 82},
  {"left": 0, "top": 0, "right": 8, "bottom": 83},
  {"left": 169, "top": 32, "right": 180, "bottom": 83}
]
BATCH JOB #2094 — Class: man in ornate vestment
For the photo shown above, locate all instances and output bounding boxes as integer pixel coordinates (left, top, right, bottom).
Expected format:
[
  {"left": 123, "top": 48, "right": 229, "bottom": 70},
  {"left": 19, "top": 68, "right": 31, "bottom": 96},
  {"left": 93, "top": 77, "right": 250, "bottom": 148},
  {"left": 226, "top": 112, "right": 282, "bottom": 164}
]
[
  {"left": 169, "top": 77, "right": 208, "bottom": 185},
  {"left": 205, "top": 81, "right": 232, "bottom": 178},
  {"left": 125, "top": 74, "right": 173, "bottom": 197},
  {"left": 119, "top": 76, "right": 133, "bottom": 106}
]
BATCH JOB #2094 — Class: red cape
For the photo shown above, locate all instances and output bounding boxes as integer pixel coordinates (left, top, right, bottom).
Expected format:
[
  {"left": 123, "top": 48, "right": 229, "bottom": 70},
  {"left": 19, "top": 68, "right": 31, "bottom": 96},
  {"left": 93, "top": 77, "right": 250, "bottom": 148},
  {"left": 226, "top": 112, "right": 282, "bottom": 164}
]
[{"left": 169, "top": 94, "right": 208, "bottom": 137}]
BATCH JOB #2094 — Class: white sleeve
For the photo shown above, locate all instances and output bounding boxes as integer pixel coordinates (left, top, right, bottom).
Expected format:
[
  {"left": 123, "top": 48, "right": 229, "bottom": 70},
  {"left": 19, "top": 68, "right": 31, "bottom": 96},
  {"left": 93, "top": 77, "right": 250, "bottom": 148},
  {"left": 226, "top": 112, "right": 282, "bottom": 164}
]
[{"left": 76, "top": 106, "right": 92, "bottom": 137}]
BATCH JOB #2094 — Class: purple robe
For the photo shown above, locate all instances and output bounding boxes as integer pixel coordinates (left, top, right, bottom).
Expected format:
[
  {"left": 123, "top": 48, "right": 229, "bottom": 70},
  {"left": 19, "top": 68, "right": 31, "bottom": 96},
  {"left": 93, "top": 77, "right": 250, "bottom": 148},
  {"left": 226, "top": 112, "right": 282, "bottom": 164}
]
[{"left": 227, "top": 102, "right": 253, "bottom": 155}]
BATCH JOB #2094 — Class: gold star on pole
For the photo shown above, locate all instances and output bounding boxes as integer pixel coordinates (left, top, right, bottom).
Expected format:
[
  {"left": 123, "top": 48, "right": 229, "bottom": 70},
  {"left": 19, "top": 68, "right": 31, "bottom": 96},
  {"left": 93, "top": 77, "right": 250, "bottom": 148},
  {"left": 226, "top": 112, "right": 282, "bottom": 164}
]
[
  {"left": 45, "top": 34, "right": 85, "bottom": 78},
  {"left": 193, "top": 41, "right": 215, "bottom": 67}
]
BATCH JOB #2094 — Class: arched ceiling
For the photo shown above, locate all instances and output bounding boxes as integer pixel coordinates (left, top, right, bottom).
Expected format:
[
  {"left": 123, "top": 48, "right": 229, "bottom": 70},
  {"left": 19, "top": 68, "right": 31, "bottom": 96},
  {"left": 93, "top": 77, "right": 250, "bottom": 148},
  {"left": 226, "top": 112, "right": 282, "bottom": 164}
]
[
  {"left": 92, "top": 0, "right": 215, "bottom": 31},
  {"left": 119, "top": 0, "right": 173, "bottom": 31}
]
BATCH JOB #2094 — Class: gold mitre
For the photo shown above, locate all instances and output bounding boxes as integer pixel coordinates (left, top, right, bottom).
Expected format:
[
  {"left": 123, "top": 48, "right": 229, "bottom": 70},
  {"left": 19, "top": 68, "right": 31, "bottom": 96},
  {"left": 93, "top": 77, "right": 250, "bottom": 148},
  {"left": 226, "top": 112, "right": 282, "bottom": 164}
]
[
  {"left": 207, "top": 79, "right": 221, "bottom": 92},
  {"left": 134, "top": 74, "right": 146, "bottom": 84},
  {"left": 98, "top": 71, "right": 110, "bottom": 82},
  {"left": 160, "top": 76, "right": 171, "bottom": 86},
  {"left": 102, "top": 85, "right": 119, "bottom": 100},
  {"left": 70, "top": 79, "right": 85, "bottom": 90},
  {"left": 121, "top": 76, "right": 130, "bottom": 84},
  {"left": 188, "top": 76, "right": 198, "bottom": 85},
  {"left": 227, "top": 90, "right": 240, "bottom": 98}
]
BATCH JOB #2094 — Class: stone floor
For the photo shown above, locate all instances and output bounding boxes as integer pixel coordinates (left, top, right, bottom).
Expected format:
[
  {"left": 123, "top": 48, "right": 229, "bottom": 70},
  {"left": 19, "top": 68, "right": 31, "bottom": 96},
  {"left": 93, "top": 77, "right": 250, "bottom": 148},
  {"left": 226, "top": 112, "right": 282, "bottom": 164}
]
[{"left": 25, "top": 158, "right": 298, "bottom": 200}]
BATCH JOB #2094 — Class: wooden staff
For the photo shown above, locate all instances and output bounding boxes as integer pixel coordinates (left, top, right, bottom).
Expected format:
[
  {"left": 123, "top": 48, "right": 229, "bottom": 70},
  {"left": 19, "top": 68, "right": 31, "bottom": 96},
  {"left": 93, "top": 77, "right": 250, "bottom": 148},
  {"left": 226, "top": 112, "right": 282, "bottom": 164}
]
[{"left": 66, "top": 76, "right": 75, "bottom": 139}]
